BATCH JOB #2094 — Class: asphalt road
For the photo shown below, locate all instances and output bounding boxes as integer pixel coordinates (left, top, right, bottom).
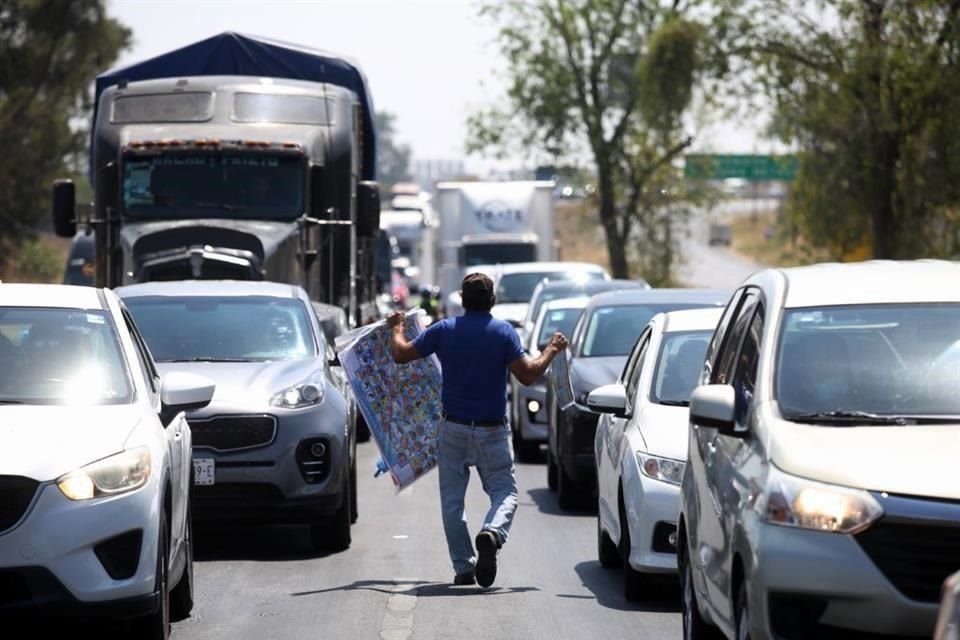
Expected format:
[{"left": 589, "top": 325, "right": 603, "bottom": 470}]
[{"left": 30, "top": 440, "right": 681, "bottom": 640}]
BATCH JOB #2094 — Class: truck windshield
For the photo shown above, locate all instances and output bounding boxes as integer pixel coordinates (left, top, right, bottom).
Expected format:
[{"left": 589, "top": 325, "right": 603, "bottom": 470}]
[
  {"left": 464, "top": 243, "right": 536, "bottom": 267},
  {"left": 122, "top": 153, "right": 305, "bottom": 221}
]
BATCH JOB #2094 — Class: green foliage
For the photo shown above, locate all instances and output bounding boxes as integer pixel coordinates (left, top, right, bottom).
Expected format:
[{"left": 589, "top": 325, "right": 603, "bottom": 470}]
[
  {"left": 6, "top": 237, "right": 64, "bottom": 283},
  {"left": 375, "top": 111, "right": 413, "bottom": 190},
  {"left": 715, "top": 0, "right": 960, "bottom": 259},
  {"left": 469, "top": 0, "right": 706, "bottom": 280},
  {"left": 0, "top": 0, "right": 130, "bottom": 254}
]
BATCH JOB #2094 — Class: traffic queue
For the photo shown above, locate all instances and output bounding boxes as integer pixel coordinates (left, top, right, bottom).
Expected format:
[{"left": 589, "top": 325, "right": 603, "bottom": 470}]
[{"left": 1, "top": 258, "right": 959, "bottom": 640}]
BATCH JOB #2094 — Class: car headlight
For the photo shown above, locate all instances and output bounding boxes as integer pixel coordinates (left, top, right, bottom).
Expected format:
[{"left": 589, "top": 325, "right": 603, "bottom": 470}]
[
  {"left": 57, "top": 447, "right": 151, "bottom": 501},
  {"left": 637, "top": 452, "right": 685, "bottom": 485},
  {"left": 754, "top": 465, "right": 883, "bottom": 534},
  {"left": 270, "top": 371, "right": 325, "bottom": 409}
]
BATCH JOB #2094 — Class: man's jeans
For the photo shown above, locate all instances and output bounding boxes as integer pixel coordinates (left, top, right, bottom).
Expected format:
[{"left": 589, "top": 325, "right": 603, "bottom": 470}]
[{"left": 437, "top": 420, "right": 518, "bottom": 576}]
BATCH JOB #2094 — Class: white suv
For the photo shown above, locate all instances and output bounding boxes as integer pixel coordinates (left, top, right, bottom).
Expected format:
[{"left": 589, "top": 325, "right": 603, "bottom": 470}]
[
  {"left": 0, "top": 284, "right": 214, "bottom": 638},
  {"left": 679, "top": 261, "right": 960, "bottom": 639}
]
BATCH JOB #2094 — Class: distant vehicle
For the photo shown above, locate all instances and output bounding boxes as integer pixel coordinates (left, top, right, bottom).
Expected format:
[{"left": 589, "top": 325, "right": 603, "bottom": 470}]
[
  {"left": 62, "top": 232, "right": 96, "bottom": 286},
  {"left": 521, "top": 277, "right": 650, "bottom": 343},
  {"left": 450, "top": 261, "right": 609, "bottom": 326},
  {"left": 0, "top": 283, "right": 215, "bottom": 635},
  {"left": 545, "top": 288, "right": 729, "bottom": 510},
  {"left": 510, "top": 296, "right": 590, "bottom": 461},
  {"left": 680, "top": 261, "right": 960, "bottom": 640},
  {"left": 117, "top": 280, "right": 359, "bottom": 552},
  {"left": 709, "top": 223, "right": 732, "bottom": 247},
  {"left": 589, "top": 307, "right": 723, "bottom": 601}
]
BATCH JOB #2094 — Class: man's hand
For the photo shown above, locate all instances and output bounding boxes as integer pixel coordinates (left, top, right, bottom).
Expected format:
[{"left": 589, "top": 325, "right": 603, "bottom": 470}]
[
  {"left": 387, "top": 311, "right": 405, "bottom": 329},
  {"left": 510, "top": 332, "right": 569, "bottom": 386},
  {"left": 546, "top": 332, "right": 568, "bottom": 353}
]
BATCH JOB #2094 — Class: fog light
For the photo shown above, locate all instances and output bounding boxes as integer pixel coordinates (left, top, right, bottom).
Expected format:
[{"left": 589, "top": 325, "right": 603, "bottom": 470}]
[
  {"left": 527, "top": 400, "right": 541, "bottom": 414},
  {"left": 310, "top": 442, "right": 327, "bottom": 458}
]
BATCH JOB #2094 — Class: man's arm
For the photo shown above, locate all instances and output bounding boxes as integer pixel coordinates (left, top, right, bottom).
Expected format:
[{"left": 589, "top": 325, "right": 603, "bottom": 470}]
[
  {"left": 386, "top": 311, "right": 423, "bottom": 364},
  {"left": 510, "top": 332, "right": 568, "bottom": 386}
]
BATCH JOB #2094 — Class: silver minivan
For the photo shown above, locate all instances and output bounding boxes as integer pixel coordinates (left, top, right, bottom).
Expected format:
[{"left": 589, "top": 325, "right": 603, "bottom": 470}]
[{"left": 679, "top": 261, "right": 960, "bottom": 639}]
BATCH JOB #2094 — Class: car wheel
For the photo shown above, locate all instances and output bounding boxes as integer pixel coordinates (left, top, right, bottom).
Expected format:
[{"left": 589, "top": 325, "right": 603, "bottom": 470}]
[
  {"left": 597, "top": 513, "right": 620, "bottom": 569},
  {"left": 618, "top": 494, "right": 645, "bottom": 601},
  {"left": 356, "top": 413, "right": 371, "bottom": 443},
  {"left": 681, "top": 546, "right": 722, "bottom": 640},
  {"left": 350, "top": 457, "right": 358, "bottom": 524},
  {"left": 311, "top": 470, "right": 352, "bottom": 552},
  {"left": 736, "top": 581, "right": 751, "bottom": 640},
  {"left": 133, "top": 508, "right": 170, "bottom": 640},
  {"left": 513, "top": 429, "right": 540, "bottom": 463},
  {"left": 546, "top": 447, "right": 558, "bottom": 491},
  {"left": 170, "top": 501, "right": 194, "bottom": 621},
  {"left": 556, "top": 438, "right": 580, "bottom": 510}
]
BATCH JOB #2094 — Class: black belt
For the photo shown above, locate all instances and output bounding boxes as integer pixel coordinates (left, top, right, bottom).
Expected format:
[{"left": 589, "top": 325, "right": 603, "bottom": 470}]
[{"left": 442, "top": 413, "right": 507, "bottom": 427}]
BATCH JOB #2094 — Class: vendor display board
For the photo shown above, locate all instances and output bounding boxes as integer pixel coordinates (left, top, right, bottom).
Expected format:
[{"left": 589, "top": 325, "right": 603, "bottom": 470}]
[
  {"left": 335, "top": 310, "right": 442, "bottom": 491},
  {"left": 551, "top": 351, "right": 575, "bottom": 410}
]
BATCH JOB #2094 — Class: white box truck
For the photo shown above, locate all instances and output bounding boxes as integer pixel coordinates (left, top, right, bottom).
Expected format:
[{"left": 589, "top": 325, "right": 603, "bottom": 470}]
[{"left": 434, "top": 180, "right": 555, "bottom": 302}]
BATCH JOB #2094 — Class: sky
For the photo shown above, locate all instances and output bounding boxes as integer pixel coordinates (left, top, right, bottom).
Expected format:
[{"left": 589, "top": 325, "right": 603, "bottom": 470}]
[{"left": 106, "top": 0, "right": 776, "bottom": 175}]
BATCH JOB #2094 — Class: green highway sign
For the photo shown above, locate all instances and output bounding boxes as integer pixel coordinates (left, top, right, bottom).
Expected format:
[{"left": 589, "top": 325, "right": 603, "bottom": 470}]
[{"left": 683, "top": 154, "right": 798, "bottom": 181}]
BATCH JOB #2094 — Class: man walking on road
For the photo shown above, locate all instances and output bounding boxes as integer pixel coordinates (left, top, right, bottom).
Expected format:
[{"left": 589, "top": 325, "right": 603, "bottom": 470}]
[{"left": 387, "top": 272, "right": 568, "bottom": 588}]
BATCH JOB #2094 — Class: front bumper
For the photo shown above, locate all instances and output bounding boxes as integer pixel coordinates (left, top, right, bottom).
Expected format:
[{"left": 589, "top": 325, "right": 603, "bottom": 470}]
[
  {"left": 516, "top": 383, "right": 548, "bottom": 442},
  {"left": 189, "top": 403, "right": 349, "bottom": 524},
  {"left": 747, "top": 522, "right": 942, "bottom": 638},
  {"left": 0, "top": 479, "right": 160, "bottom": 616},
  {"left": 623, "top": 459, "right": 680, "bottom": 574}
]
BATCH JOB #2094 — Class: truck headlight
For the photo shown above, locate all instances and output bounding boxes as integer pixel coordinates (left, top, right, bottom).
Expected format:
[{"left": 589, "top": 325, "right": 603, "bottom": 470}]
[
  {"left": 271, "top": 372, "right": 325, "bottom": 409},
  {"left": 57, "top": 447, "right": 151, "bottom": 501},
  {"left": 754, "top": 466, "right": 883, "bottom": 534},
  {"left": 636, "top": 452, "right": 685, "bottom": 485}
]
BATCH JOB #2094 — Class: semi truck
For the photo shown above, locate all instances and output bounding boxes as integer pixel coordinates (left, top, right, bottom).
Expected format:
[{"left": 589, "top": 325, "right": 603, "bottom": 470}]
[
  {"left": 50, "top": 32, "right": 382, "bottom": 326},
  {"left": 433, "top": 180, "right": 555, "bottom": 302}
]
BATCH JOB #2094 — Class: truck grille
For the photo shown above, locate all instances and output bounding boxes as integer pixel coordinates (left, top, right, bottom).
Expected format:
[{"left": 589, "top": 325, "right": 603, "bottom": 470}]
[
  {"left": 188, "top": 415, "right": 277, "bottom": 452},
  {"left": 0, "top": 476, "right": 38, "bottom": 533},
  {"left": 855, "top": 520, "right": 960, "bottom": 603}
]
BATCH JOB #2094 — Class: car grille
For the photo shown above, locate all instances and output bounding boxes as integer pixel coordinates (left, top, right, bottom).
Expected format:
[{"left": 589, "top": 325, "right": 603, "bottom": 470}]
[
  {"left": 188, "top": 415, "right": 277, "bottom": 452},
  {"left": 856, "top": 520, "right": 960, "bottom": 603},
  {"left": 0, "top": 476, "right": 38, "bottom": 533}
]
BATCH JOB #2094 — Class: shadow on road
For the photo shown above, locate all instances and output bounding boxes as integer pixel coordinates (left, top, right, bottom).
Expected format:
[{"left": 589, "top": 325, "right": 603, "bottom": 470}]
[
  {"left": 525, "top": 487, "right": 596, "bottom": 517},
  {"left": 571, "top": 561, "right": 681, "bottom": 613},
  {"left": 194, "top": 523, "right": 337, "bottom": 561},
  {"left": 291, "top": 578, "right": 541, "bottom": 598}
]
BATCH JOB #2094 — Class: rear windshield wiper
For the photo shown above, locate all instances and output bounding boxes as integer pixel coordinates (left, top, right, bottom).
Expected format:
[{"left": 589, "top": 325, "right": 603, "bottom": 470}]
[
  {"left": 191, "top": 202, "right": 248, "bottom": 211},
  {"left": 785, "top": 410, "right": 915, "bottom": 426},
  {"left": 162, "top": 357, "right": 249, "bottom": 363}
]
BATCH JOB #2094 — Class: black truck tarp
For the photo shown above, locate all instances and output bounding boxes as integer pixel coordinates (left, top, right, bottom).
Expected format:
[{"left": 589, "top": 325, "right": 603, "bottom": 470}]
[{"left": 91, "top": 31, "right": 377, "bottom": 185}]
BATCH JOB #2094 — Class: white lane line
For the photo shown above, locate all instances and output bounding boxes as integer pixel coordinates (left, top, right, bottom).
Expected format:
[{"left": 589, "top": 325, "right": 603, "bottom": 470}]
[
  {"left": 392, "top": 535, "right": 409, "bottom": 540},
  {"left": 380, "top": 577, "right": 419, "bottom": 640}
]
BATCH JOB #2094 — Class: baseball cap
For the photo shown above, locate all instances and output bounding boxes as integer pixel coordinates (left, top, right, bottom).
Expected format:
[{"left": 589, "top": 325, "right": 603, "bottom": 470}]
[{"left": 461, "top": 272, "right": 495, "bottom": 309}]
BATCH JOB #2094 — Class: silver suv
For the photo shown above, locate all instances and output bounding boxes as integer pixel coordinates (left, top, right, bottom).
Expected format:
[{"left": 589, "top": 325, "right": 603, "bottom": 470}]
[{"left": 679, "top": 261, "right": 960, "bottom": 639}]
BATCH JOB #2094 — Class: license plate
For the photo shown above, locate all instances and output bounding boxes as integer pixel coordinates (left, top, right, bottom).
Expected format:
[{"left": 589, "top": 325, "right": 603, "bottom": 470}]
[{"left": 193, "top": 458, "right": 215, "bottom": 486}]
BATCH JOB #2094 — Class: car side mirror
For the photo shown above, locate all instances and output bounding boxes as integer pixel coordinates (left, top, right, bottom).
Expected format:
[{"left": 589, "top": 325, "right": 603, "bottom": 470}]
[
  {"left": 689, "top": 384, "right": 739, "bottom": 435},
  {"left": 159, "top": 372, "right": 216, "bottom": 426},
  {"left": 587, "top": 383, "right": 628, "bottom": 418},
  {"left": 52, "top": 179, "right": 77, "bottom": 238}
]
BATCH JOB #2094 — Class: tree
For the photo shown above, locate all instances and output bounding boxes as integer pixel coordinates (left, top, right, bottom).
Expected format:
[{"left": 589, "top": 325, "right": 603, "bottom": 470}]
[
  {"left": 375, "top": 111, "right": 413, "bottom": 190},
  {"left": 715, "top": 0, "right": 960, "bottom": 259},
  {"left": 0, "top": 0, "right": 130, "bottom": 260},
  {"left": 467, "top": 0, "right": 704, "bottom": 281}
]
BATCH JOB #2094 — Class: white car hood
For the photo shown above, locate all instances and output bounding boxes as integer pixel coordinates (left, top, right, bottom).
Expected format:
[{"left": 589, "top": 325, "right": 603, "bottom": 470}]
[
  {"left": 0, "top": 405, "right": 142, "bottom": 481},
  {"left": 492, "top": 303, "right": 528, "bottom": 325},
  {"left": 769, "top": 418, "right": 960, "bottom": 500},
  {"left": 637, "top": 402, "right": 690, "bottom": 462}
]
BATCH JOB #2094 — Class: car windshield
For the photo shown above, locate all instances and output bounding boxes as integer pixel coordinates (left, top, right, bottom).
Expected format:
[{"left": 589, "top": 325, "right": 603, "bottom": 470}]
[
  {"left": 651, "top": 331, "right": 712, "bottom": 406},
  {"left": 124, "top": 296, "right": 316, "bottom": 362},
  {"left": 0, "top": 308, "right": 132, "bottom": 405},
  {"left": 777, "top": 304, "right": 960, "bottom": 419},
  {"left": 122, "top": 153, "right": 305, "bottom": 221},
  {"left": 581, "top": 303, "right": 715, "bottom": 357},
  {"left": 536, "top": 307, "right": 584, "bottom": 349},
  {"left": 497, "top": 271, "right": 604, "bottom": 304}
]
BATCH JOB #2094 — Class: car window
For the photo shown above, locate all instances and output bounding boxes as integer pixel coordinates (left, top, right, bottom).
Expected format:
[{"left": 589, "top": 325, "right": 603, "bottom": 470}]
[
  {"left": 124, "top": 295, "right": 317, "bottom": 363},
  {"left": 496, "top": 271, "right": 603, "bottom": 304},
  {"left": 651, "top": 330, "right": 713, "bottom": 406},
  {"left": 703, "top": 289, "right": 744, "bottom": 384},
  {"left": 0, "top": 307, "right": 133, "bottom": 405},
  {"left": 712, "top": 290, "right": 759, "bottom": 385},
  {"left": 582, "top": 303, "right": 717, "bottom": 358},
  {"left": 731, "top": 305, "right": 763, "bottom": 423},
  {"left": 536, "top": 307, "right": 583, "bottom": 349},
  {"left": 122, "top": 309, "right": 158, "bottom": 396},
  {"left": 624, "top": 331, "right": 651, "bottom": 414}
]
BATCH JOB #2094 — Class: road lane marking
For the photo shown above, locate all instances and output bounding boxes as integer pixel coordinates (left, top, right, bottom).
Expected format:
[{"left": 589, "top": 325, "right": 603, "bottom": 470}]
[
  {"left": 380, "top": 578, "right": 419, "bottom": 640},
  {"left": 392, "top": 535, "right": 409, "bottom": 539}
]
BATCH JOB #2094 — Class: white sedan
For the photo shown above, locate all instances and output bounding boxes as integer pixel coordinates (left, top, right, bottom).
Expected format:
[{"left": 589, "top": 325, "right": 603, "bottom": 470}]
[
  {"left": 0, "top": 284, "right": 214, "bottom": 638},
  {"left": 588, "top": 307, "right": 722, "bottom": 601}
]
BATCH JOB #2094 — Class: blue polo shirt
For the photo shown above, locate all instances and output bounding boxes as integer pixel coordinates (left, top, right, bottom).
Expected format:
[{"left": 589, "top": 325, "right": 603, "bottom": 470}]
[{"left": 412, "top": 311, "right": 525, "bottom": 422}]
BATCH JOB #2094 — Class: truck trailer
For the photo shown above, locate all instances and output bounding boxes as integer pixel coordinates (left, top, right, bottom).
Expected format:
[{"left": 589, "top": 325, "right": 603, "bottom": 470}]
[{"left": 51, "top": 32, "right": 382, "bottom": 326}]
